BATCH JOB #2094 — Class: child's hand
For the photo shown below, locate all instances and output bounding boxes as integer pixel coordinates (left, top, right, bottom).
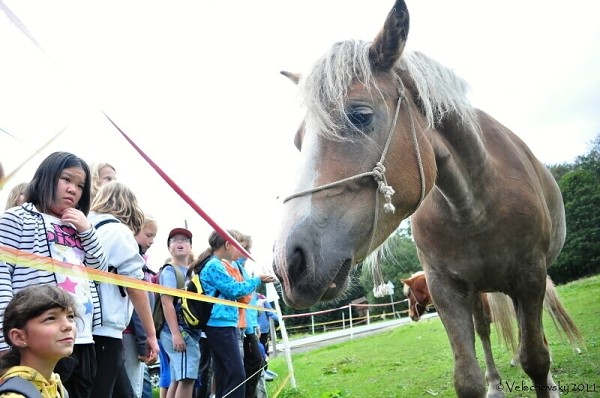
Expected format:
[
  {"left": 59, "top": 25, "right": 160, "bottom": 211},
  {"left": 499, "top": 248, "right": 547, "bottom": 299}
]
[
  {"left": 259, "top": 274, "right": 277, "bottom": 283},
  {"left": 61, "top": 208, "right": 92, "bottom": 232}
]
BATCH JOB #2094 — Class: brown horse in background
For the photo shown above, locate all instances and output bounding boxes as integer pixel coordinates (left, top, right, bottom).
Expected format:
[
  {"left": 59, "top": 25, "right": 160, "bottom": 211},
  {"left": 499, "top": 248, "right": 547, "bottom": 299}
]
[
  {"left": 272, "top": 0, "right": 584, "bottom": 396},
  {"left": 402, "top": 271, "right": 518, "bottom": 389},
  {"left": 401, "top": 272, "right": 581, "bottom": 371}
]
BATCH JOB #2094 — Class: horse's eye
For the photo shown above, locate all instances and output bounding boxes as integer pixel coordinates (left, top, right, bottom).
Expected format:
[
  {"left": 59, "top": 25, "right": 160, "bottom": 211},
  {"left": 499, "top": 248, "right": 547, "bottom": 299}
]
[{"left": 346, "top": 106, "right": 373, "bottom": 129}]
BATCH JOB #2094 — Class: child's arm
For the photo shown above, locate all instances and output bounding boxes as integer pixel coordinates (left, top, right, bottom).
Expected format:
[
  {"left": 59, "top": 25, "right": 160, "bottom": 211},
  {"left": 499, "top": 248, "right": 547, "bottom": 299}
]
[
  {"left": 160, "top": 267, "right": 186, "bottom": 352},
  {"left": 127, "top": 288, "right": 158, "bottom": 364},
  {"left": 207, "top": 262, "right": 261, "bottom": 299},
  {"left": 78, "top": 225, "right": 108, "bottom": 271}
]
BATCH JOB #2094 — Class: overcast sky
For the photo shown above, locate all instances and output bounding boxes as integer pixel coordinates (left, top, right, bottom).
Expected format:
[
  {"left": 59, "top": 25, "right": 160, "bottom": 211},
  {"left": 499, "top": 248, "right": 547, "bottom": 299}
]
[{"left": 1, "top": 0, "right": 599, "bottom": 272}]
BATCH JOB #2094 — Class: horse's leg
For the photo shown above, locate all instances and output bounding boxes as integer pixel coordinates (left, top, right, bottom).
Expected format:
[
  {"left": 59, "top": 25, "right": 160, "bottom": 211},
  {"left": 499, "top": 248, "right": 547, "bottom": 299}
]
[
  {"left": 514, "top": 279, "right": 559, "bottom": 398},
  {"left": 428, "top": 275, "right": 485, "bottom": 398},
  {"left": 473, "top": 295, "right": 504, "bottom": 398}
]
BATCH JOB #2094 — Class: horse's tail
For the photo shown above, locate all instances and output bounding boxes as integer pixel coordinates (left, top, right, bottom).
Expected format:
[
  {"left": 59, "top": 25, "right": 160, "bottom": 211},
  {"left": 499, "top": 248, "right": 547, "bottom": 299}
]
[
  {"left": 543, "top": 275, "right": 585, "bottom": 349},
  {"left": 487, "top": 292, "right": 518, "bottom": 355}
]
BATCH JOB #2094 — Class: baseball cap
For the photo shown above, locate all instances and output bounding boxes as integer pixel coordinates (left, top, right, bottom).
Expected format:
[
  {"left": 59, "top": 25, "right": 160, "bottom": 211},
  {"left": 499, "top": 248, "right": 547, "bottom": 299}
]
[{"left": 167, "top": 227, "right": 193, "bottom": 246}]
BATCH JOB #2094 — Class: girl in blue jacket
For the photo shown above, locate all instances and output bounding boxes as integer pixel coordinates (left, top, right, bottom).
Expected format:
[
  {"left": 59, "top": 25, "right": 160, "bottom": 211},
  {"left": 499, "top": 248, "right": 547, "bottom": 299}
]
[{"left": 197, "top": 231, "right": 275, "bottom": 398}]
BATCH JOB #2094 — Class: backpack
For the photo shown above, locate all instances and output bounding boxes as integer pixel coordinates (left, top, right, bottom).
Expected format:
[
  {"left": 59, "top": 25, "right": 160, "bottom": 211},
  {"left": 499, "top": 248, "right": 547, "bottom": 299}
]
[
  {"left": 0, "top": 377, "right": 42, "bottom": 398},
  {"left": 181, "top": 258, "right": 219, "bottom": 331},
  {"left": 152, "top": 264, "right": 185, "bottom": 334}
]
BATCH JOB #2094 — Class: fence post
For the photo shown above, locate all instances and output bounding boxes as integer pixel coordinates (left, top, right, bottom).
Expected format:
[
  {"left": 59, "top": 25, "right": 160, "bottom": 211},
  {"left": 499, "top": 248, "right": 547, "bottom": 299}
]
[
  {"left": 269, "top": 318, "right": 278, "bottom": 358},
  {"left": 349, "top": 305, "right": 354, "bottom": 339},
  {"left": 311, "top": 315, "right": 315, "bottom": 335}
]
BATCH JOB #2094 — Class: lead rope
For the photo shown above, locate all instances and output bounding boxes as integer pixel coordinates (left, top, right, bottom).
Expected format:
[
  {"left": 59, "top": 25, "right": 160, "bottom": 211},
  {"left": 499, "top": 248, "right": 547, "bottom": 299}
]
[{"left": 283, "top": 77, "right": 426, "bottom": 289}]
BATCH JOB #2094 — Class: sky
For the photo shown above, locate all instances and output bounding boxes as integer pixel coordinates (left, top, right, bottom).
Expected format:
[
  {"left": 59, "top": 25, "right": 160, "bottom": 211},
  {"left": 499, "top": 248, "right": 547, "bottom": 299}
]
[{"left": 1, "top": 0, "right": 599, "bottom": 273}]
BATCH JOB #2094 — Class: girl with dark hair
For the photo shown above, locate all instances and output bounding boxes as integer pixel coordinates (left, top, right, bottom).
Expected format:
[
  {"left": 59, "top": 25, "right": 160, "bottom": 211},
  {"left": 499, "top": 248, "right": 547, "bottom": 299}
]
[
  {"left": 0, "top": 151, "right": 108, "bottom": 398},
  {"left": 0, "top": 285, "right": 78, "bottom": 397}
]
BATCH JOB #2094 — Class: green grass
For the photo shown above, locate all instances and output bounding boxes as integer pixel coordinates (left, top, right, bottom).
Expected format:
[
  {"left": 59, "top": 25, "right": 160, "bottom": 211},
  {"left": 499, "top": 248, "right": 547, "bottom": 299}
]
[{"left": 267, "top": 275, "right": 600, "bottom": 397}]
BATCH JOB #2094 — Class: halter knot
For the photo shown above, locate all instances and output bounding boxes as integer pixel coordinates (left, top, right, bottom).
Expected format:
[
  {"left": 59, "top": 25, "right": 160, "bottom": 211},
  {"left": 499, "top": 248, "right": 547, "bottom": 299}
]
[{"left": 372, "top": 162, "right": 395, "bottom": 214}]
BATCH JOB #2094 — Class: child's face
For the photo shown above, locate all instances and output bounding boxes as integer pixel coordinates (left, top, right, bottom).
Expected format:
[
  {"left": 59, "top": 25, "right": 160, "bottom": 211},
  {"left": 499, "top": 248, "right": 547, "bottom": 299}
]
[
  {"left": 98, "top": 166, "right": 117, "bottom": 186},
  {"left": 17, "top": 307, "right": 76, "bottom": 362},
  {"left": 49, "top": 167, "right": 86, "bottom": 217},
  {"left": 136, "top": 223, "right": 158, "bottom": 254}
]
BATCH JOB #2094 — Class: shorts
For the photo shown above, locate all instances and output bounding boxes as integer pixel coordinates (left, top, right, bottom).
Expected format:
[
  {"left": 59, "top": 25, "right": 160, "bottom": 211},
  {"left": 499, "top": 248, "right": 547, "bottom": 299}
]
[{"left": 159, "top": 328, "right": 200, "bottom": 382}]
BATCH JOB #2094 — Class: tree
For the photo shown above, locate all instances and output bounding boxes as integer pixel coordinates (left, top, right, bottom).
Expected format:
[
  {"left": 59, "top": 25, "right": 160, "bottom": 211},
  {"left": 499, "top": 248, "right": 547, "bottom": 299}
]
[{"left": 550, "top": 133, "right": 600, "bottom": 283}]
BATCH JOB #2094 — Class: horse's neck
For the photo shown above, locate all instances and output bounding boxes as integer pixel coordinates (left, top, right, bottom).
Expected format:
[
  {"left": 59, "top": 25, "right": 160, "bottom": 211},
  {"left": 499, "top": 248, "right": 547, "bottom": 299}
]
[{"left": 427, "top": 112, "right": 491, "bottom": 217}]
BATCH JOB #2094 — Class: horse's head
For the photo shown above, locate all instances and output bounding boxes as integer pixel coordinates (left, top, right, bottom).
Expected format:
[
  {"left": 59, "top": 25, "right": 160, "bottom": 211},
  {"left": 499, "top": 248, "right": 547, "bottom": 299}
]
[
  {"left": 273, "top": 0, "right": 436, "bottom": 309},
  {"left": 401, "top": 271, "right": 430, "bottom": 321}
]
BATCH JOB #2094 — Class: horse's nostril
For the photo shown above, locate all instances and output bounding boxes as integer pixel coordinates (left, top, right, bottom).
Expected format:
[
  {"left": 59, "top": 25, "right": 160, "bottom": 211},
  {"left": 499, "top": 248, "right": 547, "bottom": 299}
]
[{"left": 288, "top": 246, "right": 308, "bottom": 280}]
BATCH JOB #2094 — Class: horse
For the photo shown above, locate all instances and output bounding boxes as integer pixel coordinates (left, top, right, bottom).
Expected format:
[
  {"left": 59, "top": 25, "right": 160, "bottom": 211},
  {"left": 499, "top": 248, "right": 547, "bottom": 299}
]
[{"left": 272, "top": 1, "right": 584, "bottom": 396}]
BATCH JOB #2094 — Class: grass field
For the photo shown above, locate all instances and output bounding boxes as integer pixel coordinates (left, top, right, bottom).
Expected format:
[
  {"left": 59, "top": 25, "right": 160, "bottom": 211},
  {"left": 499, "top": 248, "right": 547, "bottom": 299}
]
[{"left": 266, "top": 274, "right": 600, "bottom": 397}]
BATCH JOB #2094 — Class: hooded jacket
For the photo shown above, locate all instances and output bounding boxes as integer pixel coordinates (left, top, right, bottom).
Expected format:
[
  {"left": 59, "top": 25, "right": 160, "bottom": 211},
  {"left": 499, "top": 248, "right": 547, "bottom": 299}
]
[
  {"left": 200, "top": 256, "right": 261, "bottom": 328},
  {"left": 88, "top": 212, "right": 145, "bottom": 338},
  {"left": 0, "top": 366, "right": 67, "bottom": 398}
]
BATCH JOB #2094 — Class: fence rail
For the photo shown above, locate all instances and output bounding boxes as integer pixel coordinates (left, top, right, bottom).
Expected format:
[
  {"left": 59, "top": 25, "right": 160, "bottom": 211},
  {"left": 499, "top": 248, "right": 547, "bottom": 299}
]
[{"left": 267, "top": 299, "right": 414, "bottom": 356}]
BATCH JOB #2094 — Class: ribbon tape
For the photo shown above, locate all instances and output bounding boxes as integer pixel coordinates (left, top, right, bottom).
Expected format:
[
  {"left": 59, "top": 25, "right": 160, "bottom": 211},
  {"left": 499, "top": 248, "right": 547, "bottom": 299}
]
[{"left": 0, "top": 246, "right": 274, "bottom": 313}]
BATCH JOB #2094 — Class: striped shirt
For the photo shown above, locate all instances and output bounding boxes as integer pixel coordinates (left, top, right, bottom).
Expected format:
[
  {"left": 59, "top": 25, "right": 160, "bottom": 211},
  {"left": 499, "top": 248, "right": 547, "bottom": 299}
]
[{"left": 0, "top": 203, "right": 108, "bottom": 350}]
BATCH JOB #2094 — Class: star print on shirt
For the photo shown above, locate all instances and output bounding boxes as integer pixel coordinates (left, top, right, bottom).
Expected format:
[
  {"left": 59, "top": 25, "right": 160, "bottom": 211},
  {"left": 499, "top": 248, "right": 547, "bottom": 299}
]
[
  {"left": 57, "top": 277, "right": 78, "bottom": 294},
  {"left": 83, "top": 297, "right": 93, "bottom": 315}
]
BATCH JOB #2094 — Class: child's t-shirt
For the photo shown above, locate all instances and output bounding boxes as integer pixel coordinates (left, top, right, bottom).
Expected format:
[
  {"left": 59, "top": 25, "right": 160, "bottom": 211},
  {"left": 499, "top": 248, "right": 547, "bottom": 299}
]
[{"left": 44, "top": 214, "right": 96, "bottom": 344}]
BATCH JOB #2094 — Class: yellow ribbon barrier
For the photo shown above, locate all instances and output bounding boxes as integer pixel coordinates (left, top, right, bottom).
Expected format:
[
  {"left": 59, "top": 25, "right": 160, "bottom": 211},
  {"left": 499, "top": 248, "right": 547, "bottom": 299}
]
[{"left": 0, "top": 246, "right": 275, "bottom": 313}]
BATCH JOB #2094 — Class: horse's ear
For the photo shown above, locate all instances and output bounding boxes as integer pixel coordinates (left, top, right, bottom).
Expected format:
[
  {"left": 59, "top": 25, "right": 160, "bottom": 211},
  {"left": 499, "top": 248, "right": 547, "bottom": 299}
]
[
  {"left": 281, "top": 71, "right": 301, "bottom": 85},
  {"left": 400, "top": 278, "right": 411, "bottom": 286},
  {"left": 368, "top": 0, "right": 410, "bottom": 72}
]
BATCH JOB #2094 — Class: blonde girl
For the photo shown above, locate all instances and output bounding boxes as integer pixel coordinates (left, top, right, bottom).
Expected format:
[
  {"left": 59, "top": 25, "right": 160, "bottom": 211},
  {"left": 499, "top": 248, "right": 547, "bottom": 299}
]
[
  {"left": 89, "top": 162, "right": 117, "bottom": 200},
  {"left": 4, "top": 182, "right": 28, "bottom": 210},
  {"left": 88, "top": 181, "right": 158, "bottom": 398}
]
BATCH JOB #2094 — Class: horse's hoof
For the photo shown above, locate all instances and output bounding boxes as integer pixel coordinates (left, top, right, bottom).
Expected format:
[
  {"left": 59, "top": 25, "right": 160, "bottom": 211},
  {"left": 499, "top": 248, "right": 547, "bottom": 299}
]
[{"left": 487, "top": 390, "right": 505, "bottom": 398}]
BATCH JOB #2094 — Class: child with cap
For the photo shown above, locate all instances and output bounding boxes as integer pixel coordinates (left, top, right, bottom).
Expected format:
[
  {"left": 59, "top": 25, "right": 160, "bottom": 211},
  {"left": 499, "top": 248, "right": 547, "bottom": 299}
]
[{"left": 158, "top": 227, "right": 200, "bottom": 398}]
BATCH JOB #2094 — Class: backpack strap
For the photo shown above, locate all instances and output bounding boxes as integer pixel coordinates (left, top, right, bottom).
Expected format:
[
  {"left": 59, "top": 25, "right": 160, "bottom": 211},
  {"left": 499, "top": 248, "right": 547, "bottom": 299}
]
[
  {"left": 94, "top": 219, "right": 127, "bottom": 297},
  {"left": 161, "top": 263, "right": 185, "bottom": 290},
  {"left": 93, "top": 218, "right": 121, "bottom": 229},
  {"left": 0, "top": 376, "right": 43, "bottom": 398}
]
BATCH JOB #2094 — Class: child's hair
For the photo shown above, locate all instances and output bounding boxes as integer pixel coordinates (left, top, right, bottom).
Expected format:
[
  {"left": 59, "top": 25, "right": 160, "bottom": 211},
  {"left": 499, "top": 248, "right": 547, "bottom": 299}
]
[
  {"left": 90, "top": 181, "right": 144, "bottom": 235},
  {"left": 25, "top": 152, "right": 92, "bottom": 215},
  {"left": 141, "top": 213, "right": 157, "bottom": 229},
  {"left": 193, "top": 229, "right": 242, "bottom": 271},
  {"left": 235, "top": 230, "right": 252, "bottom": 252},
  {"left": 4, "top": 182, "right": 28, "bottom": 210},
  {"left": 0, "top": 285, "right": 78, "bottom": 373},
  {"left": 90, "top": 162, "right": 117, "bottom": 199}
]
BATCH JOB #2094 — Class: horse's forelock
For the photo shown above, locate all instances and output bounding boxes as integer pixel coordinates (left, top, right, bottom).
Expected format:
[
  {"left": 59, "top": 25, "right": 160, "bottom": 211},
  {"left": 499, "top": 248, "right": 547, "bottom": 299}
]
[
  {"left": 301, "top": 40, "right": 377, "bottom": 140},
  {"left": 300, "top": 44, "right": 479, "bottom": 140}
]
